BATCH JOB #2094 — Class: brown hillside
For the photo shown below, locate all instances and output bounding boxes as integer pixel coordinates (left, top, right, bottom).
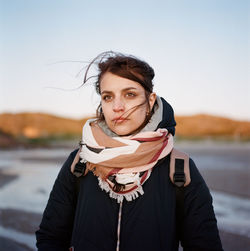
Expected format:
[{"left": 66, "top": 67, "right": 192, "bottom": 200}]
[
  {"left": 0, "top": 112, "right": 249, "bottom": 140},
  {"left": 0, "top": 113, "right": 88, "bottom": 138},
  {"left": 175, "top": 114, "right": 250, "bottom": 139}
]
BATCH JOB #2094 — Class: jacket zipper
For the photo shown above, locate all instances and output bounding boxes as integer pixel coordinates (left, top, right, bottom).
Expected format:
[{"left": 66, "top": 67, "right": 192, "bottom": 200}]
[{"left": 116, "top": 201, "right": 123, "bottom": 251}]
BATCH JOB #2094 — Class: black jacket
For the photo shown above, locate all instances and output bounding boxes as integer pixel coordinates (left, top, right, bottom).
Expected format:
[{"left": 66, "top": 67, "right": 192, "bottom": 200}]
[{"left": 36, "top": 99, "right": 223, "bottom": 251}]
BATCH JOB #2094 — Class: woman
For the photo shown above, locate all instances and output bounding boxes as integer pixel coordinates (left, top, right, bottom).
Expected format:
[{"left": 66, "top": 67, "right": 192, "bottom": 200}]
[{"left": 36, "top": 52, "right": 223, "bottom": 251}]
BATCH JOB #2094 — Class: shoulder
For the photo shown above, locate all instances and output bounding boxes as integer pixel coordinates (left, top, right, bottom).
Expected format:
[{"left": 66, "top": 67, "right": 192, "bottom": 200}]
[
  {"left": 64, "top": 148, "right": 80, "bottom": 167},
  {"left": 68, "top": 148, "right": 79, "bottom": 161},
  {"left": 181, "top": 157, "right": 223, "bottom": 249},
  {"left": 188, "top": 157, "right": 207, "bottom": 186},
  {"left": 57, "top": 148, "right": 80, "bottom": 180},
  {"left": 185, "top": 157, "right": 212, "bottom": 203}
]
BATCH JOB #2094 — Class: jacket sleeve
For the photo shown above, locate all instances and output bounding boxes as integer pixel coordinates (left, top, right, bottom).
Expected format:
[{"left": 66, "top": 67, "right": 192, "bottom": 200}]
[
  {"left": 36, "top": 149, "right": 79, "bottom": 251},
  {"left": 180, "top": 158, "right": 223, "bottom": 251}
]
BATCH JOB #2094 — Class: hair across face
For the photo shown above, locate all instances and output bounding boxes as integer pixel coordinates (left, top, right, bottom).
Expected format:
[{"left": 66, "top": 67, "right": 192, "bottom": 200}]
[
  {"left": 83, "top": 52, "right": 157, "bottom": 135},
  {"left": 100, "top": 72, "right": 156, "bottom": 136}
]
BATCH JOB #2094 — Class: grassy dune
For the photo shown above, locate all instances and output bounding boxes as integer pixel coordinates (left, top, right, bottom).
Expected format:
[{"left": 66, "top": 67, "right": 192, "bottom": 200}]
[
  {"left": 0, "top": 113, "right": 87, "bottom": 137},
  {"left": 176, "top": 114, "right": 250, "bottom": 140},
  {"left": 0, "top": 112, "right": 249, "bottom": 148},
  {"left": 0, "top": 113, "right": 89, "bottom": 148}
]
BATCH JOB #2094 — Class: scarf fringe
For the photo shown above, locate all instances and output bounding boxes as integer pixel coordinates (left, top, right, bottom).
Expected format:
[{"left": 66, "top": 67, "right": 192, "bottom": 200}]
[{"left": 98, "top": 177, "right": 144, "bottom": 203}]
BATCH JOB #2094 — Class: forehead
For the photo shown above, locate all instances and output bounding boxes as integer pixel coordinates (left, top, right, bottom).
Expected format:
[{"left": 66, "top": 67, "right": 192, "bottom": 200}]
[{"left": 100, "top": 72, "right": 145, "bottom": 93}]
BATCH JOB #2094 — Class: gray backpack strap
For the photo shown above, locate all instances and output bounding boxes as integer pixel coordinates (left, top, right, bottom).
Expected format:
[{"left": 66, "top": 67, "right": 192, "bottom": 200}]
[
  {"left": 169, "top": 148, "right": 191, "bottom": 187},
  {"left": 71, "top": 149, "right": 86, "bottom": 177}
]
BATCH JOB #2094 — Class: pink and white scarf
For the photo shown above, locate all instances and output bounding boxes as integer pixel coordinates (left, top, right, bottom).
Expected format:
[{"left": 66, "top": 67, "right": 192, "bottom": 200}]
[{"left": 79, "top": 119, "right": 174, "bottom": 202}]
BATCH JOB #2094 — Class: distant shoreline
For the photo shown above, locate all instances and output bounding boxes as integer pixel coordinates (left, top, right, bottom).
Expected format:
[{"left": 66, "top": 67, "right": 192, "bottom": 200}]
[
  {"left": 1, "top": 136, "right": 250, "bottom": 150},
  {"left": 0, "top": 112, "right": 250, "bottom": 143}
]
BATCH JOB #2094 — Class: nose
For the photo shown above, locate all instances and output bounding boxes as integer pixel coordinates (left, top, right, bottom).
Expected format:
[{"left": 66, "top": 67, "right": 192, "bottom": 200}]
[{"left": 112, "top": 98, "right": 125, "bottom": 112}]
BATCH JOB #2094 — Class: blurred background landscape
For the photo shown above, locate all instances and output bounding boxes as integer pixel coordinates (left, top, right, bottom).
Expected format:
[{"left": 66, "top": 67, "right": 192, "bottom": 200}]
[
  {"left": 0, "top": 113, "right": 250, "bottom": 250},
  {"left": 1, "top": 0, "right": 249, "bottom": 250}
]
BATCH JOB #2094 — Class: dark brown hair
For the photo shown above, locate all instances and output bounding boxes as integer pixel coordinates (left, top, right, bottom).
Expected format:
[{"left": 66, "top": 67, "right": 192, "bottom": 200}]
[{"left": 83, "top": 51, "right": 156, "bottom": 132}]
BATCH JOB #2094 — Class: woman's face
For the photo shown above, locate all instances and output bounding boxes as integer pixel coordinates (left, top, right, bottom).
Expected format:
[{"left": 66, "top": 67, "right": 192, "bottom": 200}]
[{"left": 100, "top": 72, "right": 156, "bottom": 136}]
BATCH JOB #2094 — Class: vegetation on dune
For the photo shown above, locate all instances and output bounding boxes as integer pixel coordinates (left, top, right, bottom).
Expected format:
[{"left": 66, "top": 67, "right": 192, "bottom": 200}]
[
  {"left": 175, "top": 114, "right": 250, "bottom": 141},
  {"left": 0, "top": 113, "right": 89, "bottom": 148},
  {"left": 0, "top": 112, "right": 249, "bottom": 148}
]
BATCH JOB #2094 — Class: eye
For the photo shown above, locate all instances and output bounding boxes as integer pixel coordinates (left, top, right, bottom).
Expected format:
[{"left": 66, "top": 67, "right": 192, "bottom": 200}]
[
  {"left": 125, "top": 92, "right": 136, "bottom": 98},
  {"left": 102, "top": 95, "right": 112, "bottom": 102}
]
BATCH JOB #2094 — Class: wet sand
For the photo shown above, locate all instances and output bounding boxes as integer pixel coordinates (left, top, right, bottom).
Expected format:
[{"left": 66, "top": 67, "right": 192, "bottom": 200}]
[
  {"left": 200, "top": 168, "right": 250, "bottom": 198},
  {"left": 0, "top": 236, "right": 33, "bottom": 251},
  {"left": 0, "top": 171, "right": 18, "bottom": 189},
  {"left": 0, "top": 142, "right": 249, "bottom": 250},
  {"left": 0, "top": 208, "right": 42, "bottom": 234},
  {"left": 176, "top": 141, "right": 250, "bottom": 199}
]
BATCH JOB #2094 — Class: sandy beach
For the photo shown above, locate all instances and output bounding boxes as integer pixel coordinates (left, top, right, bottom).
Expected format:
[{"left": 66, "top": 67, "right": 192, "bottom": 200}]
[{"left": 0, "top": 141, "right": 249, "bottom": 250}]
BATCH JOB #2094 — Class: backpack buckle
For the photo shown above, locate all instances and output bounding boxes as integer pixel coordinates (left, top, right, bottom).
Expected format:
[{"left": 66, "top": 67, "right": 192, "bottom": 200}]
[
  {"left": 73, "top": 161, "right": 86, "bottom": 177},
  {"left": 173, "top": 158, "right": 186, "bottom": 187},
  {"left": 174, "top": 172, "right": 186, "bottom": 187}
]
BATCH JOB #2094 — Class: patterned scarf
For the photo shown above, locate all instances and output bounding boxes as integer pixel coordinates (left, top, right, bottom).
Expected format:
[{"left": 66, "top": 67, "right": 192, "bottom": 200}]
[{"left": 79, "top": 119, "right": 174, "bottom": 203}]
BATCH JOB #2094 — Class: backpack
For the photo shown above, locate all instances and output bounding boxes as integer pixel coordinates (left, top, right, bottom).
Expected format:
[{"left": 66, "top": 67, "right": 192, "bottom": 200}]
[
  {"left": 71, "top": 148, "right": 191, "bottom": 187},
  {"left": 71, "top": 148, "right": 191, "bottom": 238}
]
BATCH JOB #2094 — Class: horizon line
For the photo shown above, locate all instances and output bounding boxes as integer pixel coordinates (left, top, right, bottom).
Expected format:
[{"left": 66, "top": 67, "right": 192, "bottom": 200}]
[{"left": 0, "top": 110, "right": 249, "bottom": 123}]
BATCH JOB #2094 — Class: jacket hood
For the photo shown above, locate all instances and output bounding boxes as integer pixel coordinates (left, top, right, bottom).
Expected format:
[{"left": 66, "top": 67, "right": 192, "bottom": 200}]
[{"left": 157, "top": 97, "right": 176, "bottom": 136}]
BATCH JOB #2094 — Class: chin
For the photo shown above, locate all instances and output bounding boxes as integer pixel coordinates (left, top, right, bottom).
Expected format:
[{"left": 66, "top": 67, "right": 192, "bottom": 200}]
[
  {"left": 112, "top": 129, "right": 131, "bottom": 136},
  {"left": 107, "top": 121, "right": 143, "bottom": 136},
  {"left": 110, "top": 126, "right": 134, "bottom": 136}
]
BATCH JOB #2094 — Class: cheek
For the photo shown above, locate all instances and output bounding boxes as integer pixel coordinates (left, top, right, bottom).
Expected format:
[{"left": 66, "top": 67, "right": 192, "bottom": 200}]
[
  {"left": 133, "top": 106, "right": 147, "bottom": 123},
  {"left": 136, "top": 104, "right": 148, "bottom": 115}
]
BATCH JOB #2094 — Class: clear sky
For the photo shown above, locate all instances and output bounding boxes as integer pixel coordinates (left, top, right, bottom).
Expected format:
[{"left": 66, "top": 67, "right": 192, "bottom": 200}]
[{"left": 0, "top": 0, "right": 249, "bottom": 121}]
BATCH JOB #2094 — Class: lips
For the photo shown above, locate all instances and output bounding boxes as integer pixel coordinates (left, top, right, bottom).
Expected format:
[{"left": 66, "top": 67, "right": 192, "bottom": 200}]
[{"left": 112, "top": 117, "right": 128, "bottom": 124}]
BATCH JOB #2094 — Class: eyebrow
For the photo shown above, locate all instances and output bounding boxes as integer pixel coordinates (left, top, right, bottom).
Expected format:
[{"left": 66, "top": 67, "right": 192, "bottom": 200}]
[{"left": 101, "top": 87, "right": 138, "bottom": 95}]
